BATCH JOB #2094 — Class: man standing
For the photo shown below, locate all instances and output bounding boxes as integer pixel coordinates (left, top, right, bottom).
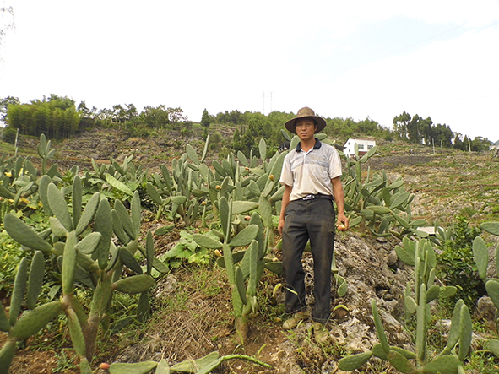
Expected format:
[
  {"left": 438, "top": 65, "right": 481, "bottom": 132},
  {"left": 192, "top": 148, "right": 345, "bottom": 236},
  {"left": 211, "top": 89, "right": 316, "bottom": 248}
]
[{"left": 278, "top": 107, "right": 349, "bottom": 343}]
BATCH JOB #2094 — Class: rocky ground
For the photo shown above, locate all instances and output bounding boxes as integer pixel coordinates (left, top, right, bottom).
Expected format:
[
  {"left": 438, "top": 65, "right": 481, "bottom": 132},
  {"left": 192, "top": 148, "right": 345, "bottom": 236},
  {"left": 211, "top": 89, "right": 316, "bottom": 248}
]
[{"left": 4, "top": 128, "right": 499, "bottom": 373}]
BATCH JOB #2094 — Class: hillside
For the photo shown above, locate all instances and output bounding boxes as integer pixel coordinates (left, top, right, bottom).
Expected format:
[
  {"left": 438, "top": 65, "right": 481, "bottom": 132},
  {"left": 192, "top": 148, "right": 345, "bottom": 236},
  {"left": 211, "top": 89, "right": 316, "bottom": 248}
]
[
  {"left": 2, "top": 127, "right": 499, "bottom": 374},
  {"left": 42, "top": 126, "right": 499, "bottom": 226}
]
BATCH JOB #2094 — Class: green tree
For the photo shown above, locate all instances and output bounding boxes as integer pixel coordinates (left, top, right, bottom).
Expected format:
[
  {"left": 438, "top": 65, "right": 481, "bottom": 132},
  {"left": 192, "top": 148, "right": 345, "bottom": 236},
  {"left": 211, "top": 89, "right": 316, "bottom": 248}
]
[
  {"left": 201, "top": 108, "right": 211, "bottom": 128},
  {"left": 6, "top": 96, "right": 80, "bottom": 138},
  {"left": 393, "top": 111, "right": 411, "bottom": 140},
  {"left": 78, "top": 100, "right": 95, "bottom": 129},
  {"left": 453, "top": 133, "right": 464, "bottom": 150},
  {"left": 210, "top": 131, "right": 223, "bottom": 151},
  {"left": 167, "top": 107, "right": 187, "bottom": 130},
  {"left": 470, "top": 137, "right": 491, "bottom": 152},
  {"left": 139, "top": 105, "right": 170, "bottom": 128},
  {"left": 407, "top": 114, "right": 422, "bottom": 144},
  {"left": 419, "top": 116, "right": 433, "bottom": 145},
  {"left": 77, "top": 100, "right": 90, "bottom": 117},
  {"left": 112, "top": 104, "right": 125, "bottom": 123},
  {"left": 232, "top": 128, "right": 243, "bottom": 152},
  {"left": 239, "top": 116, "right": 269, "bottom": 156},
  {"left": 430, "top": 123, "right": 453, "bottom": 148},
  {"left": 2, "top": 125, "right": 17, "bottom": 143}
]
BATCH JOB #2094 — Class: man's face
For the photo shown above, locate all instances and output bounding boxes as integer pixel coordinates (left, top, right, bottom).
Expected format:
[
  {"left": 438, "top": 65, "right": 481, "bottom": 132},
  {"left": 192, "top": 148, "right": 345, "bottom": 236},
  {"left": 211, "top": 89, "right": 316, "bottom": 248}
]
[{"left": 295, "top": 119, "right": 316, "bottom": 140}]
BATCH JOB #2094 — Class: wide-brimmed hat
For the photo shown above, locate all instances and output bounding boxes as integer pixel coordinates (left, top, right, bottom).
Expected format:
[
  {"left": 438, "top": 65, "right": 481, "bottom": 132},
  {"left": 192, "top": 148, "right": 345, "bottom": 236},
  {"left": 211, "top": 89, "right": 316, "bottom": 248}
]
[{"left": 285, "top": 107, "right": 327, "bottom": 134}]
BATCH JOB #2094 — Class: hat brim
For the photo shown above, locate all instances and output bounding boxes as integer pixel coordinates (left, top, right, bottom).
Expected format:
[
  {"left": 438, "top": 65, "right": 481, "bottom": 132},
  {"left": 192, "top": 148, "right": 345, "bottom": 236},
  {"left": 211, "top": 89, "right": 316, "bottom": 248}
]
[{"left": 285, "top": 116, "right": 327, "bottom": 134}]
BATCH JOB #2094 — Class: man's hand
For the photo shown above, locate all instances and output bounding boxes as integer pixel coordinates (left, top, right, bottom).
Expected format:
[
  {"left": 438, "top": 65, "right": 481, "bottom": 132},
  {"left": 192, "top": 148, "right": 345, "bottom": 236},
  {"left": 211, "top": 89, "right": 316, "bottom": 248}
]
[
  {"left": 336, "top": 214, "right": 350, "bottom": 231},
  {"left": 278, "top": 218, "right": 285, "bottom": 236}
]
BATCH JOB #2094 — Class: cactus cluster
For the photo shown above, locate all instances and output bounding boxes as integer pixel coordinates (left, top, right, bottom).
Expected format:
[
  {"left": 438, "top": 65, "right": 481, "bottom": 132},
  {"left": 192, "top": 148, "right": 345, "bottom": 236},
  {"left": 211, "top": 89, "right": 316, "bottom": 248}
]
[
  {"left": 1, "top": 140, "right": 55, "bottom": 211},
  {"left": 395, "top": 237, "right": 457, "bottom": 323},
  {"left": 338, "top": 237, "right": 473, "bottom": 373},
  {"left": 193, "top": 196, "right": 272, "bottom": 344},
  {"left": 185, "top": 137, "right": 288, "bottom": 344},
  {"left": 0, "top": 176, "right": 156, "bottom": 374},
  {"left": 146, "top": 137, "right": 210, "bottom": 225},
  {"left": 88, "top": 155, "right": 148, "bottom": 201},
  {"left": 1, "top": 130, "right": 452, "bottom": 371},
  {"left": 339, "top": 298, "right": 471, "bottom": 373},
  {"left": 341, "top": 144, "right": 426, "bottom": 238}
]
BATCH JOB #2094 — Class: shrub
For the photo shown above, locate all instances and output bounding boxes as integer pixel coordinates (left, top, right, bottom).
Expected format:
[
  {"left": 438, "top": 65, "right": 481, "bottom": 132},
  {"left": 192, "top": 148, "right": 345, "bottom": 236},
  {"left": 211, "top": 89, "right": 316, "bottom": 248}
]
[
  {"left": 2, "top": 126, "right": 17, "bottom": 144},
  {"left": 437, "top": 215, "right": 484, "bottom": 308}
]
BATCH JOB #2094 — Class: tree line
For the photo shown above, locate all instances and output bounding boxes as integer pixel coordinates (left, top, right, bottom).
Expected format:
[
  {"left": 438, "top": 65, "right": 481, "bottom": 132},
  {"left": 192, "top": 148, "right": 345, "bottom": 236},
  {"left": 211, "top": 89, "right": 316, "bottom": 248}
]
[
  {"left": 393, "top": 111, "right": 491, "bottom": 152},
  {"left": 207, "top": 109, "right": 392, "bottom": 156},
  {"left": 1, "top": 95, "right": 493, "bottom": 156},
  {"left": 0, "top": 95, "right": 188, "bottom": 140}
]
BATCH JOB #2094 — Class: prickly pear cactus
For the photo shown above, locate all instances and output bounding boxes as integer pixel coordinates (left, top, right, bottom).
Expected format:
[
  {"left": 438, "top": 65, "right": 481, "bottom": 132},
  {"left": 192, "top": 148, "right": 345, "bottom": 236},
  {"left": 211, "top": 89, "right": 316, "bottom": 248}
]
[
  {"left": 395, "top": 237, "right": 457, "bottom": 324},
  {"left": 340, "top": 145, "right": 426, "bottom": 238},
  {"left": 1, "top": 182, "right": 156, "bottom": 374},
  {"left": 339, "top": 297, "right": 470, "bottom": 372}
]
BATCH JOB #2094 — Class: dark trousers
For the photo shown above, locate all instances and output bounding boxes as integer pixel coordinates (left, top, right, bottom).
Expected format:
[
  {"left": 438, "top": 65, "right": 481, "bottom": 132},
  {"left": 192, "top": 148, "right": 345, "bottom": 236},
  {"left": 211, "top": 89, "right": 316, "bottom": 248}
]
[{"left": 282, "top": 197, "right": 335, "bottom": 323}]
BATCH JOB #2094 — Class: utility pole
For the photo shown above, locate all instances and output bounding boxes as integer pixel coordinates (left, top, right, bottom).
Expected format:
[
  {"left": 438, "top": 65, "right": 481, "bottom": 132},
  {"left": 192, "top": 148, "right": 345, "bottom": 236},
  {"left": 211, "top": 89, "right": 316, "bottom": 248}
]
[{"left": 262, "top": 92, "right": 274, "bottom": 115}]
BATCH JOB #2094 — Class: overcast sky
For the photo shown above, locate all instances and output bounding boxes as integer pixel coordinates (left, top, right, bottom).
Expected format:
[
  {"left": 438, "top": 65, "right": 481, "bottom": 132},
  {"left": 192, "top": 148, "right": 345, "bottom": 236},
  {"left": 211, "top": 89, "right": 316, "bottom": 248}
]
[{"left": 1, "top": 0, "right": 498, "bottom": 141}]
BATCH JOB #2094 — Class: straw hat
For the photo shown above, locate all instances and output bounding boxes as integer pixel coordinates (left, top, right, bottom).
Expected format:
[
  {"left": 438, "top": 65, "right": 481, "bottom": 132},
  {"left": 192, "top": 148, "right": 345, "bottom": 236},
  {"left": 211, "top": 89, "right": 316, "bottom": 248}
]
[{"left": 285, "top": 107, "right": 327, "bottom": 134}]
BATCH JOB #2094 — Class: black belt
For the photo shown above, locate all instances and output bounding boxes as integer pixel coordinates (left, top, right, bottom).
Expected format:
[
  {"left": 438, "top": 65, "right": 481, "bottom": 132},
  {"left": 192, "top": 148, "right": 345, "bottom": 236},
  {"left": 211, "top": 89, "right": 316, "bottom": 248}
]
[{"left": 301, "top": 193, "right": 332, "bottom": 200}]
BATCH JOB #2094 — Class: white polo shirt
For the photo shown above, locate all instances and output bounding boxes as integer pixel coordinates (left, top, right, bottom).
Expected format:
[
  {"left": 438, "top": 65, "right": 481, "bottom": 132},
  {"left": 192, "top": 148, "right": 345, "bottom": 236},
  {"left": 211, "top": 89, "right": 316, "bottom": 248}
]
[{"left": 279, "top": 140, "right": 342, "bottom": 202}]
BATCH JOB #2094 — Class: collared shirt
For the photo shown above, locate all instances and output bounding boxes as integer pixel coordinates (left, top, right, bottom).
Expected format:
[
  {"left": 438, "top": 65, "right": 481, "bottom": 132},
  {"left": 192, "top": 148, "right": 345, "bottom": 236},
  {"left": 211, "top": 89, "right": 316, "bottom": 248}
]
[{"left": 279, "top": 139, "right": 342, "bottom": 202}]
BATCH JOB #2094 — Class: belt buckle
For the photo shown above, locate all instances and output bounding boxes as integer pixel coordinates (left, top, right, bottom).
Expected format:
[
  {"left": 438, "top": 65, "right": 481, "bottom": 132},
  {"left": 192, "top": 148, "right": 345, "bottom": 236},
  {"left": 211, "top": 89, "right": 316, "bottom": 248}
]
[{"left": 303, "top": 194, "right": 314, "bottom": 200}]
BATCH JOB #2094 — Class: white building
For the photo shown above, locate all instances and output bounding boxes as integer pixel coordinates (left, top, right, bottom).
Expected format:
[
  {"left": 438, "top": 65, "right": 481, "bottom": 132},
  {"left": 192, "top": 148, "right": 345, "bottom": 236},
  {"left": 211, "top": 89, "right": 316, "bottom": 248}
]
[{"left": 344, "top": 138, "right": 376, "bottom": 157}]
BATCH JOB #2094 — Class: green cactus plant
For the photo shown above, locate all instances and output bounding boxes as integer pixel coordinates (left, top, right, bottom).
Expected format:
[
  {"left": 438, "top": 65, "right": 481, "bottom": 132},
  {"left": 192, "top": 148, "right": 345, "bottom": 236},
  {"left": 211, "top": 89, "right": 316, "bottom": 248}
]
[
  {"left": 340, "top": 145, "right": 426, "bottom": 238},
  {"left": 339, "top": 236, "right": 473, "bottom": 373},
  {"left": 193, "top": 196, "right": 272, "bottom": 344},
  {"left": 395, "top": 237, "right": 457, "bottom": 325},
  {"left": 85, "top": 154, "right": 147, "bottom": 203},
  {"left": 338, "top": 298, "right": 471, "bottom": 373},
  {"left": 1, "top": 180, "right": 156, "bottom": 374},
  {"left": 106, "top": 350, "right": 271, "bottom": 374},
  {"left": 37, "top": 133, "right": 56, "bottom": 175},
  {"left": 145, "top": 137, "right": 212, "bottom": 226},
  {"left": 0, "top": 134, "right": 63, "bottom": 213}
]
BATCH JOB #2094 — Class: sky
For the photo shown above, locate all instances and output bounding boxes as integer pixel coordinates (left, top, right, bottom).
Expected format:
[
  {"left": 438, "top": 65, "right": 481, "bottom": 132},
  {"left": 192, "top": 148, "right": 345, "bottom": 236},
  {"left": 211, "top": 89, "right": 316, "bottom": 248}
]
[{"left": 1, "top": 0, "right": 499, "bottom": 141}]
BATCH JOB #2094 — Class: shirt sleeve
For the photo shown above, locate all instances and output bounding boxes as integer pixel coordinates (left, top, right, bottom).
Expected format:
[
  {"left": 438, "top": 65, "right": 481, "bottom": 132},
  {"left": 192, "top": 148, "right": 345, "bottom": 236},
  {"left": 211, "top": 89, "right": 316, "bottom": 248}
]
[
  {"left": 329, "top": 148, "right": 342, "bottom": 179},
  {"left": 279, "top": 153, "right": 294, "bottom": 187}
]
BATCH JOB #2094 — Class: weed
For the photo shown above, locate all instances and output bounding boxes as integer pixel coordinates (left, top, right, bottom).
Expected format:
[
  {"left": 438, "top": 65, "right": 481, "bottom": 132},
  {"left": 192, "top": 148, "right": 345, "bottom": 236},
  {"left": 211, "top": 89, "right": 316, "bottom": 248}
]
[
  {"left": 0, "top": 227, "right": 24, "bottom": 291},
  {"left": 460, "top": 206, "right": 478, "bottom": 218},
  {"left": 467, "top": 350, "right": 499, "bottom": 374},
  {"left": 53, "top": 349, "right": 77, "bottom": 372}
]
